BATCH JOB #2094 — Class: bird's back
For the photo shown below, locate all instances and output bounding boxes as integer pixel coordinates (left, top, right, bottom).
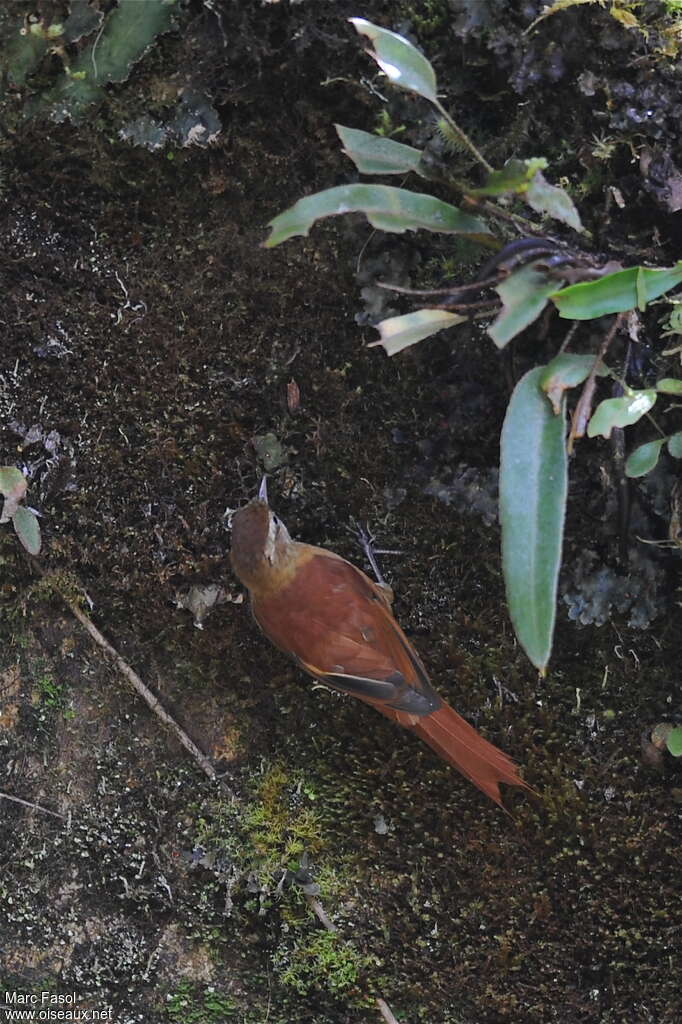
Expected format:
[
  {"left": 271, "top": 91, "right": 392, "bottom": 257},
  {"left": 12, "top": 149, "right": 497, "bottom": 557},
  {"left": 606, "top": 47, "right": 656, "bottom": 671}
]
[{"left": 251, "top": 546, "right": 442, "bottom": 716}]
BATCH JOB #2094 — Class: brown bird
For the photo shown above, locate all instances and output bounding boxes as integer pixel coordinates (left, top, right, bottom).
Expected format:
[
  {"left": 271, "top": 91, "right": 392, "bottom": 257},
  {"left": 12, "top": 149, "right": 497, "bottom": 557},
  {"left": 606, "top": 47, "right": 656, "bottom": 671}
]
[{"left": 230, "top": 480, "right": 532, "bottom": 809}]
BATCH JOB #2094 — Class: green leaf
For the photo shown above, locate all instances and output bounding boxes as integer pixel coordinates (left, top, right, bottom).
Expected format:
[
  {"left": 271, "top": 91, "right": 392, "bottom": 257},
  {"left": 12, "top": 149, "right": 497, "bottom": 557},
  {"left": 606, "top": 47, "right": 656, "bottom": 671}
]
[
  {"left": 349, "top": 18, "right": 438, "bottom": 104},
  {"left": 75, "top": 0, "right": 176, "bottom": 85},
  {"left": 36, "top": 0, "right": 177, "bottom": 118},
  {"left": 662, "top": 304, "right": 682, "bottom": 337},
  {"left": 469, "top": 157, "right": 547, "bottom": 197},
  {"left": 551, "top": 262, "right": 682, "bottom": 320},
  {"left": 488, "top": 265, "right": 563, "bottom": 349},
  {"left": 656, "top": 377, "right": 682, "bottom": 395},
  {"left": 667, "top": 726, "right": 682, "bottom": 757},
  {"left": 587, "top": 390, "right": 657, "bottom": 439},
  {"left": 539, "top": 353, "right": 609, "bottom": 415},
  {"left": 624, "top": 439, "right": 665, "bottom": 478},
  {"left": 12, "top": 506, "right": 41, "bottom": 555},
  {"left": 264, "top": 184, "right": 490, "bottom": 248},
  {"left": 667, "top": 431, "right": 682, "bottom": 458},
  {"left": 335, "top": 125, "right": 423, "bottom": 175},
  {"left": 499, "top": 366, "right": 567, "bottom": 673},
  {"left": 635, "top": 267, "right": 647, "bottom": 311},
  {"left": 370, "top": 309, "right": 467, "bottom": 356},
  {"left": 526, "top": 171, "right": 583, "bottom": 232},
  {"left": 0, "top": 467, "right": 27, "bottom": 497},
  {"left": 0, "top": 467, "right": 28, "bottom": 525},
  {"left": 64, "top": 0, "right": 103, "bottom": 44},
  {"left": 4, "top": 19, "right": 49, "bottom": 87}
]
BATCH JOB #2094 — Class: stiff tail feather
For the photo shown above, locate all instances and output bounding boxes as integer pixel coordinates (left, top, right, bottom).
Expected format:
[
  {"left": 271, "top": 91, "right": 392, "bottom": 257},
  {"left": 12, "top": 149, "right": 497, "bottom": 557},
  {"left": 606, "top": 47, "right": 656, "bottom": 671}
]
[{"left": 409, "top": 703, "right": 532, "bottom": 808}]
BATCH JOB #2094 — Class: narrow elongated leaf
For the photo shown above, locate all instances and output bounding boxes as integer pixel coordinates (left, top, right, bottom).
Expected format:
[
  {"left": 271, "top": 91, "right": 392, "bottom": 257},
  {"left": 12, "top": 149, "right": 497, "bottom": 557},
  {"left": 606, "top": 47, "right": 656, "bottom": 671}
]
[
  {"left": 488, "top": 265, "right": 563, "bottom": 349},
  {"left": 625, "top": 439, "right": 665, "bottom": 478},
  {"left": 12, "top": 506, "right": 41, "bottom": 555},
  {"left": 656, "top": 377, "right": 682, "bottom": 395},
  {"left": 539, "top": 353, "right": 609, "bottom": 414},
  {"left": 499, "top": 366, "right": 567, "bottom": 673},
  {"left": 587, "top": 390, "right": 657, "bottom": 438},
  {"left": 335, "top": 125, "right": 423, "bottom": 175},
  {"left": 551, "top": 262, "right": 682, "bottom": 320},
  {"left": 264, "top": 184, "right": 489, "bottom": 247},
  {"left": 350, "top": 18, "right": 438, "bottom": 103},
  {"left": 526, "top": 171, "right": 583, "bottom": 232},
  {"left": 469, "top": 158, "right": 547, "bottom": 197},
  {"left": 370, "top": 309, "right": 466, "bottom": 356},
  {"left": 667, "top": 432, "right": 682, "bottom": 458}
]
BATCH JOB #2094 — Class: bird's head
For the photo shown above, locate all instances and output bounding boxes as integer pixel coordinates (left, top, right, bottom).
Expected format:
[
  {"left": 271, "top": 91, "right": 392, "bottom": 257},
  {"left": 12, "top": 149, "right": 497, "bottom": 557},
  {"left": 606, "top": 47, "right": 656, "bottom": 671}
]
[{"left": 230, "top": 477, "right": 294, "bottom": 591}]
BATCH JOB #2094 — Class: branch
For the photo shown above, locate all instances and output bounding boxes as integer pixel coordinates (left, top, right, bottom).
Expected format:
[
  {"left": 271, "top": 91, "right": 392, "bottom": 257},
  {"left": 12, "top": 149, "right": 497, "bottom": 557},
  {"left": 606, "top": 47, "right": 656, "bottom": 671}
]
[{"left": 0, "top": 790, "right": 66, "bottom": 819}]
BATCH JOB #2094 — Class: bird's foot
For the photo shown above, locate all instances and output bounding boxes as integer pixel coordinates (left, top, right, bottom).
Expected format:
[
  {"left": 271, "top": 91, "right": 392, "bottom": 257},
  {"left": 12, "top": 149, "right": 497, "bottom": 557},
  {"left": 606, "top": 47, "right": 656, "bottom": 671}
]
[{"left": 349, "top": 520, "right": 401, "bottom": 593}]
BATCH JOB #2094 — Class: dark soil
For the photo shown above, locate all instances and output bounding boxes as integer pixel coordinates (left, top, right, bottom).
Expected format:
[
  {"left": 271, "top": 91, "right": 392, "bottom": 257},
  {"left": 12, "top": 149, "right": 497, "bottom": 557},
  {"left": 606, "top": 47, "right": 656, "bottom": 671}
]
[{"left": 1, "top": 2, "right": 681, "bottom": 1023}]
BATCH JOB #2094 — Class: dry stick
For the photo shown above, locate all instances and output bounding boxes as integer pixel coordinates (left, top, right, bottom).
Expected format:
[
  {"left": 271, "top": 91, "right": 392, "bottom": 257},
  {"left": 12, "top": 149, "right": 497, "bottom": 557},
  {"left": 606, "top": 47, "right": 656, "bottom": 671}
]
[
  {"left": 558, "top": 319, "right": 580, "bottom": 355},
  {"left": 475, "top": 197, "right": 546, "bottom": 237},
  {"left": 377, "top": 272, "right": 505, "bottom": 298},
  {"left": 376, "top": 999, "right": 400, "bottom": 1024},
  {"left": 53, "top": 584, "right": 221, "bottom": 786},
  {"left": 0, "top": 790, "right": 66, "bottom": 819},
  {"left": 568, "top": 312, "right": 625, "bottom": 453},
  {"left": 432, "top": 297, "right": 500, "bottom": 314},
  {"left": 305, "top": 895, "right": 337, "bottom": 933}
]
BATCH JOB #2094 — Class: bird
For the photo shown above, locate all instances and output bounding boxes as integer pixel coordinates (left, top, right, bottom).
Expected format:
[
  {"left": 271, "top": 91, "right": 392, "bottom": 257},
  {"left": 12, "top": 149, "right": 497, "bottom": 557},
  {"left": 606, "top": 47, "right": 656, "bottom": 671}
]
[{"left": 230, "top": 479, "right": 533, "bottom": 809}]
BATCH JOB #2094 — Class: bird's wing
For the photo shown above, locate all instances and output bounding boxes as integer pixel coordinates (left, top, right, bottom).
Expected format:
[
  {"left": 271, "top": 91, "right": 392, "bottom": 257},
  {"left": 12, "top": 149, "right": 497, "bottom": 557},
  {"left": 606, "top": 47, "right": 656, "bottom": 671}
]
[{"left": 252, "top": 552, "right": 441, "bottom": 716}]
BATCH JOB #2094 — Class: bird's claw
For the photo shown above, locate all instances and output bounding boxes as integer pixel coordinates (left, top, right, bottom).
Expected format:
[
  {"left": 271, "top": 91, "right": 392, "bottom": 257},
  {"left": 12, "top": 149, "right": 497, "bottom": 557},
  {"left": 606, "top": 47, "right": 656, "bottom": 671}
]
[{"left": 348, "top": 519, "right": 401, "bottom": 588}]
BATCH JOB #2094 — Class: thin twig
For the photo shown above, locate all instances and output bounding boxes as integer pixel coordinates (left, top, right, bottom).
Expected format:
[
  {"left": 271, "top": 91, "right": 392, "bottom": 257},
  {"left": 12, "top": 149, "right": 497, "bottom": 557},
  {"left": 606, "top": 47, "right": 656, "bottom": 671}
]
[
  {"left": 432, "top": 298, "right": 500, "bottom": 314},
  {"left": 67, "top": 596, "right": 219, "bottom": 781},
  {"left": 376, "top": 998, "right": 401, "bottom": 1024},
  {"left": 558, "top": 320, "right": 579, "bottom": 355},
  {"left": 0, "top": 790, "right": 66, "bottom": 819},
  {"left": 44, "top": 575, "right": 222, "bottom": 786},
  {"left": 568, "top": 312, "right": 625, "bottom": 453},
  {"left": 474, "top": 197, "right": 546, "bottom": 236},
  {"left": 377, "top": 273, "right": 504, "bottom": 298},
  {"left": 305, "top": 894, "right": 337, "bottom": 932}
]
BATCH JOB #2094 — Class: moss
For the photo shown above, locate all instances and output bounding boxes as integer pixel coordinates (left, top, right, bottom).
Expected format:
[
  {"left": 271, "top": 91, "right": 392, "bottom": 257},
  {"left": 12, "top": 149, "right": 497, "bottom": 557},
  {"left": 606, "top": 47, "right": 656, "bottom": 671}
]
[
  {"left": 194, "top": 762, "right": 326, "bottom": 891},
  {"left": 35, "top": 670, "right": 67, "bottom": 710},
  {"left": 244, "top": 763, "right": 325, "bottom": 864},
  {"left": 164, "top": 981, "right": 238, "bottom": 1023},
  {"left": 398, "top": 0, "right": 451, "bottom": 37},
  {"left": 273, "top": 929, "right": 375, "bottom": 1004}
]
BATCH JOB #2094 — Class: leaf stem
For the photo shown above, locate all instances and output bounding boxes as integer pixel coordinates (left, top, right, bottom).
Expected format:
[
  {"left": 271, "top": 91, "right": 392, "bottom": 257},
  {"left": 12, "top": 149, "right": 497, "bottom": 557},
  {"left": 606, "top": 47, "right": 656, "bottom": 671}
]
[
  {"left": 568, "top": 313, "right": 625, "bottom": 453},
  {"left": 433, "top": 99, "right": 493, "bottom": 174}
]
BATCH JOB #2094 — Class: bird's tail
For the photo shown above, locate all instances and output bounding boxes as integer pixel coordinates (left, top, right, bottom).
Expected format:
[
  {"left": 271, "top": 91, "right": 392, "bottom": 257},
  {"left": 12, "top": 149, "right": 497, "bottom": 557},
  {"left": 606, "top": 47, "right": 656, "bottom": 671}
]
[{"left": 407, "top": 703, "right": 532, "bottom": 809}]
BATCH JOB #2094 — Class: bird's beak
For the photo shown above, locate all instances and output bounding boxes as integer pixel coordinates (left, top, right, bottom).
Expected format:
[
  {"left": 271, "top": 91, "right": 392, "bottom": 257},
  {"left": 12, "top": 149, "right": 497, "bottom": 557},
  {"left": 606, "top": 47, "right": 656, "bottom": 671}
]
[{"left": 258, "top": 476, "right": 268, "bottom": 503}]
